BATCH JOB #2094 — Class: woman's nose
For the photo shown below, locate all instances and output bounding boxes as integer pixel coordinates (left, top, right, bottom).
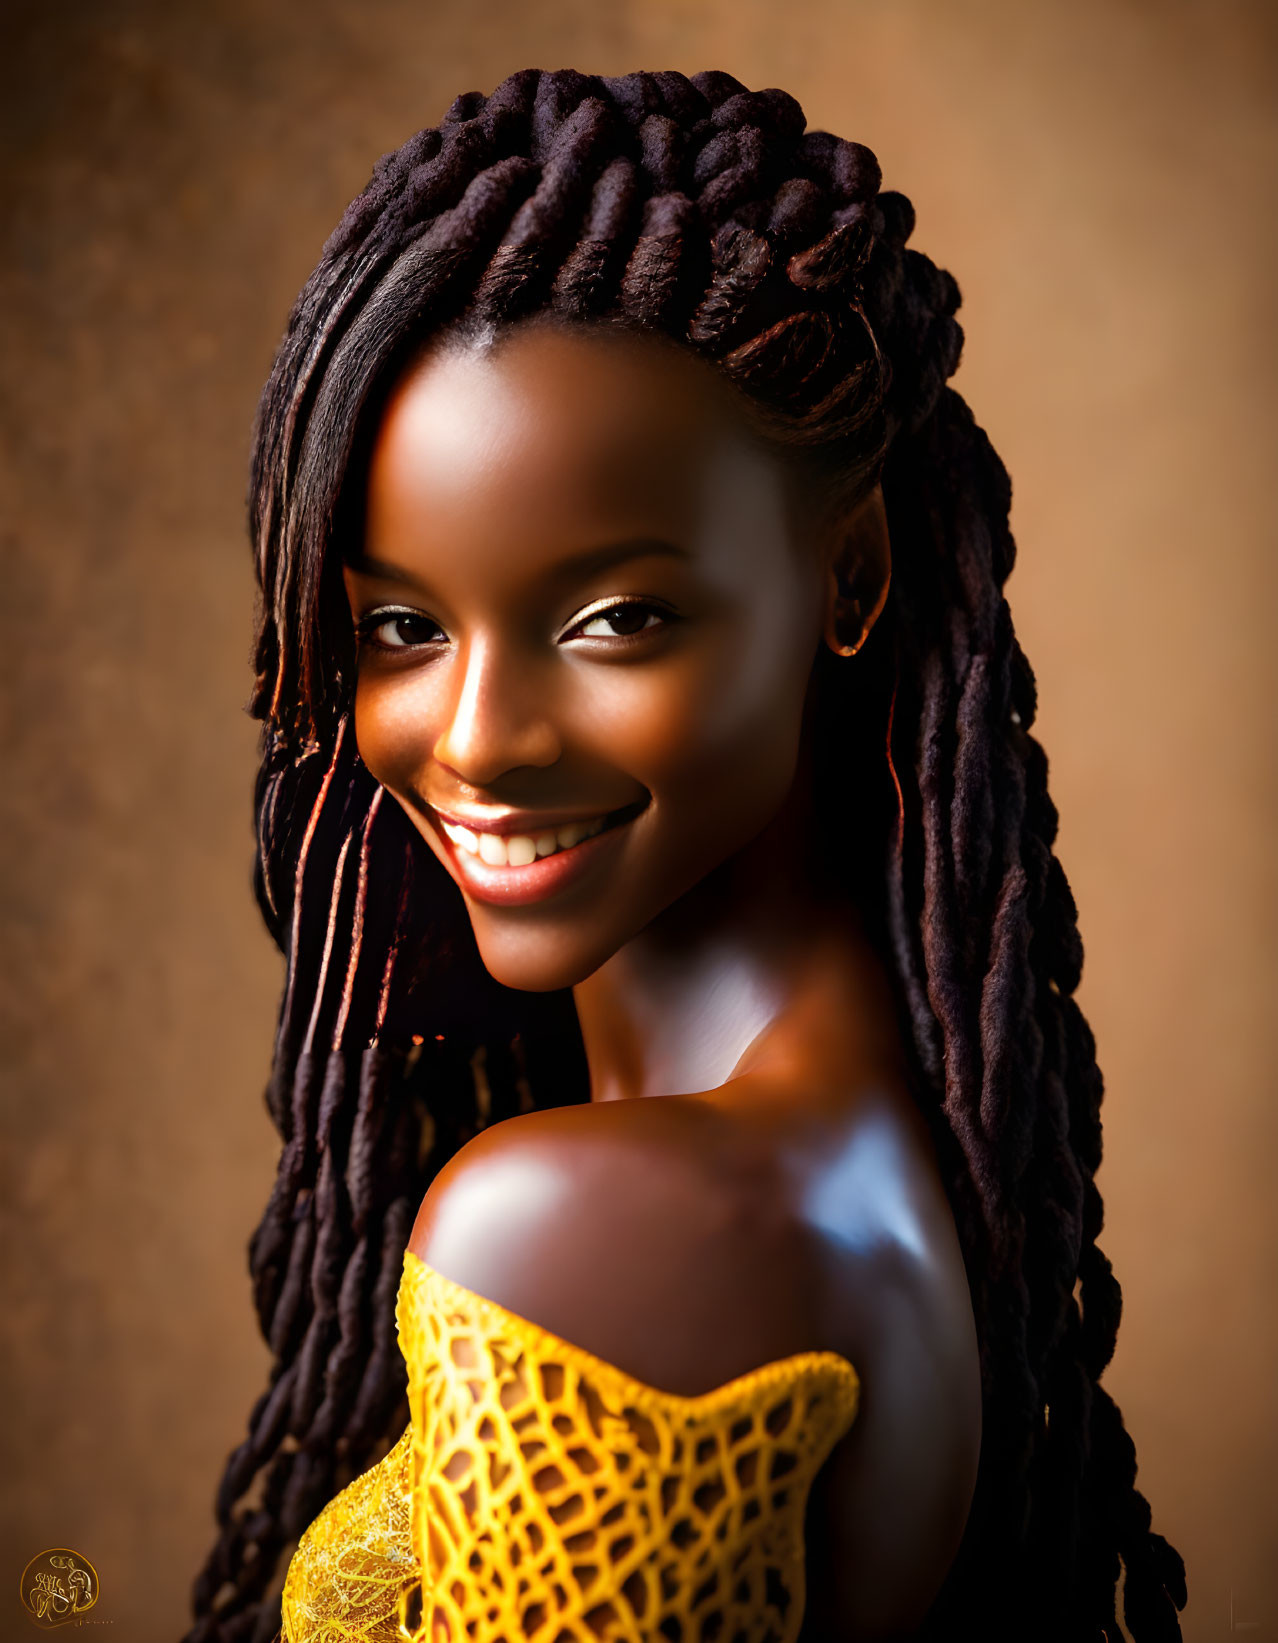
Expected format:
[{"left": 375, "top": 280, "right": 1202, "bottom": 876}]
[{"left": 432, "top": 633, "right": 561, "bottom": 785}]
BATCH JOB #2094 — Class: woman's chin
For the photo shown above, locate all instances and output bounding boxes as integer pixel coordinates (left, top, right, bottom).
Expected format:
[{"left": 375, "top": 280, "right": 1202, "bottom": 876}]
[{"left": 471, "top": 928, "right": 612, "bottom": 995}]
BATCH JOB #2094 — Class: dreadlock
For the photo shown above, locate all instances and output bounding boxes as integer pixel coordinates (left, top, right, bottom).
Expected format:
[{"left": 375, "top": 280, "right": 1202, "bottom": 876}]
[{"left": 181, "top": 68, "right": 1187, "bottom": 1643}]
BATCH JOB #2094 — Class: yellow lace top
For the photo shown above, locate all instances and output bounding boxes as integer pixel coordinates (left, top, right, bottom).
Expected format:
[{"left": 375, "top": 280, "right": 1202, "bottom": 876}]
[{"left": 279, "top": 1249, "right": 860, "bottom": 1643}]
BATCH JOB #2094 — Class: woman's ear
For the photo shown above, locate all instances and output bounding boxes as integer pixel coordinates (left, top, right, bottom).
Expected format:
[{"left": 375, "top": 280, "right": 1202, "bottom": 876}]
[{"left": 822, "top": 484, "right": 891, "bottom": 658}]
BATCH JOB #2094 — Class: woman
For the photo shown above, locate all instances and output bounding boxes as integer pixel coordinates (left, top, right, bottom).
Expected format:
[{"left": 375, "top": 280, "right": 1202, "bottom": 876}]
[{"left": 184, "top": 68, "right": 1186, "bottom": 1643}]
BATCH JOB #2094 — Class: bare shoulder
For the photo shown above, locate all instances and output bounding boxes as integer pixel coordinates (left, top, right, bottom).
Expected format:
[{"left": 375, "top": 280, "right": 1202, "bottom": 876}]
[
  {"left": 407, "top": 1093, "right": 812, "bottom": 1396},
  {"left": 406, "top": 1079, "right": 974, "bottom": 1397}
]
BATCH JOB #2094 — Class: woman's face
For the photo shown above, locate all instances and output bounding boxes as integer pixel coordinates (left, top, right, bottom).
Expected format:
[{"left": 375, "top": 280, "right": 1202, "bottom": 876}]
[{"left": 343, "top": 319, "right": 833, "bottom": 993}]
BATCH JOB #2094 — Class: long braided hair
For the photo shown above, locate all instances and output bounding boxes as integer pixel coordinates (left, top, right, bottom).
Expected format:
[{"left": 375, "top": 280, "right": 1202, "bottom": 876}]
[{"left": 183, "top": 68, "right": 1187, "bottom": 1643}]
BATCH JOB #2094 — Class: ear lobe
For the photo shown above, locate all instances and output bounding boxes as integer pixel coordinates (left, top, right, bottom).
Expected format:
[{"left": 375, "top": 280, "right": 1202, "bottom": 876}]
[{"left": 822, "top": 485, "right": 891, "bottom": 658}]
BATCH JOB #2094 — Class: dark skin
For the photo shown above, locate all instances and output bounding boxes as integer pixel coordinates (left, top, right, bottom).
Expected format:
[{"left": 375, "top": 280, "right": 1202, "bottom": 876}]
[{"left": 343, "top": 318, "right": 982, "bottom": 1640}]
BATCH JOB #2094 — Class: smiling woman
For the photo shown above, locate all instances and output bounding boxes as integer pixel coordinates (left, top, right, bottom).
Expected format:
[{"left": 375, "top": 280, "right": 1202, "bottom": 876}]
[{"left": 184, "top": 68, "right": 1186, "bottom": 1643}]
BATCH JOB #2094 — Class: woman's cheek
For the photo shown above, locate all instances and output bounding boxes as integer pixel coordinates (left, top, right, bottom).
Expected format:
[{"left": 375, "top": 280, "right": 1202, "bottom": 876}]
[
  {"left": 567, "top": 641, "right": 744, "bottom": 777},
  {"left": 353, "top": 669, "right": 442, "bottom": 793},
  {"left": 637, "top": 640, "right": 808, "bottom": 830}
]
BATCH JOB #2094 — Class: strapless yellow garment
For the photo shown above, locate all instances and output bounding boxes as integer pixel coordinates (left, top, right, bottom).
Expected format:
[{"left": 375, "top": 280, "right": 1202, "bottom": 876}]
[{"left": 279, "top": 1249, "right": 859, "bottom": 1643}]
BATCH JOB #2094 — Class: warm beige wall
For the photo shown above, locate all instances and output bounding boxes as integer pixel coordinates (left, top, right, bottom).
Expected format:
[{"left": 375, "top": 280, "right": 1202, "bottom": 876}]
[{"left": 2, "top": 3, "right": 1273, "bottom": 1639}]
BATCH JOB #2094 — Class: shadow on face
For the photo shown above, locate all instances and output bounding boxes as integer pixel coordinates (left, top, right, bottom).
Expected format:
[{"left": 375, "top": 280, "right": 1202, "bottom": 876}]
[{"left": 341, "top": 318, "right": 876, "bottom": 992}]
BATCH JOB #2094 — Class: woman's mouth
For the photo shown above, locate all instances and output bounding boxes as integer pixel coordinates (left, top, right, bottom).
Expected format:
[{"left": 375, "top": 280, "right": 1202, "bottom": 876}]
[
  {"left": 440, "top": 815, "right": 605, "bottom": 866},
  {"left": 432, "top": 800, "right": 646, "bottom": 907}
]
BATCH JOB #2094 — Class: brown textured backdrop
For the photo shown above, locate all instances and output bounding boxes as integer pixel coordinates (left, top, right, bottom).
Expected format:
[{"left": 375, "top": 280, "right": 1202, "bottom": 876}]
[{"left": 2, "top": 2, "right": 1274, "bottom": 1639}]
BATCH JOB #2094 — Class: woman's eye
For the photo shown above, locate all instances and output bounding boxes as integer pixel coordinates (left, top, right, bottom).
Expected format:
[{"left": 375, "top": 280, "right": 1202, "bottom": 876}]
[
  {"left": 570, "top": 602, "right": 669, "bottom": 640},
  {"left": 358, "top": 611, "right": 445, "bottom": 650}
]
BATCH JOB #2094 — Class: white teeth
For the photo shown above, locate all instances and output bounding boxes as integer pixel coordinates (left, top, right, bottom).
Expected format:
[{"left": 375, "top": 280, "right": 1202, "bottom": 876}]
[
  {"left": 442, "top": 814, "right": 609, "bottom": 866},
  {"left": 440, "top": 821, "right": 475, "bottom": 851},
  {"left": 557, "top": 818, "right": 603, "bottom": 850},
  {"left": 477, "top": 833, "right": 507, "bottom": 866}
]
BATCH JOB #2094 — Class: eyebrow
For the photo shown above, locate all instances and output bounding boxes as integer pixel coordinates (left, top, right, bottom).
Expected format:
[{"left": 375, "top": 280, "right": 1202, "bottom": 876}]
[{"left": 343, "top": 536, "right": 692, "bottom": 589}]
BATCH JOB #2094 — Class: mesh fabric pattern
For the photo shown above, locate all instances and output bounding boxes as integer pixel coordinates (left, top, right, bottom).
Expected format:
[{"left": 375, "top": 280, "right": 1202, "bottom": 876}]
[
  {"left": 279, "top": 1424, "right": 417, "bottom": 1642},
  {"left": 281, "top": 1249, "right": 859, "bottom": 1642}
]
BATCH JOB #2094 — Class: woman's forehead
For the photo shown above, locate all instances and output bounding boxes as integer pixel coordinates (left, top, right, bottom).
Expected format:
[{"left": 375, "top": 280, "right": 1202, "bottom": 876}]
[{"left": 362, "top": 320, "right": 785, "bottom": 550}]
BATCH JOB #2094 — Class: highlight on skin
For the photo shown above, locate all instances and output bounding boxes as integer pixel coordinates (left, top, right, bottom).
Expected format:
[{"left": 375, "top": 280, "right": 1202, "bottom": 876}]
[{"left": 183, "top": 69, "right": 1187, "bottom": 1643}]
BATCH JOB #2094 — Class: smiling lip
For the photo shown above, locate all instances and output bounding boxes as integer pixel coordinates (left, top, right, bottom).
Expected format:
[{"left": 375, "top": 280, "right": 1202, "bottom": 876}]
[
  {"left": 432, "top": 803, "right": 627, "bottom": 838},
  {"left": 431, "top": 800, "right": 647, "bottom": 908}
]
